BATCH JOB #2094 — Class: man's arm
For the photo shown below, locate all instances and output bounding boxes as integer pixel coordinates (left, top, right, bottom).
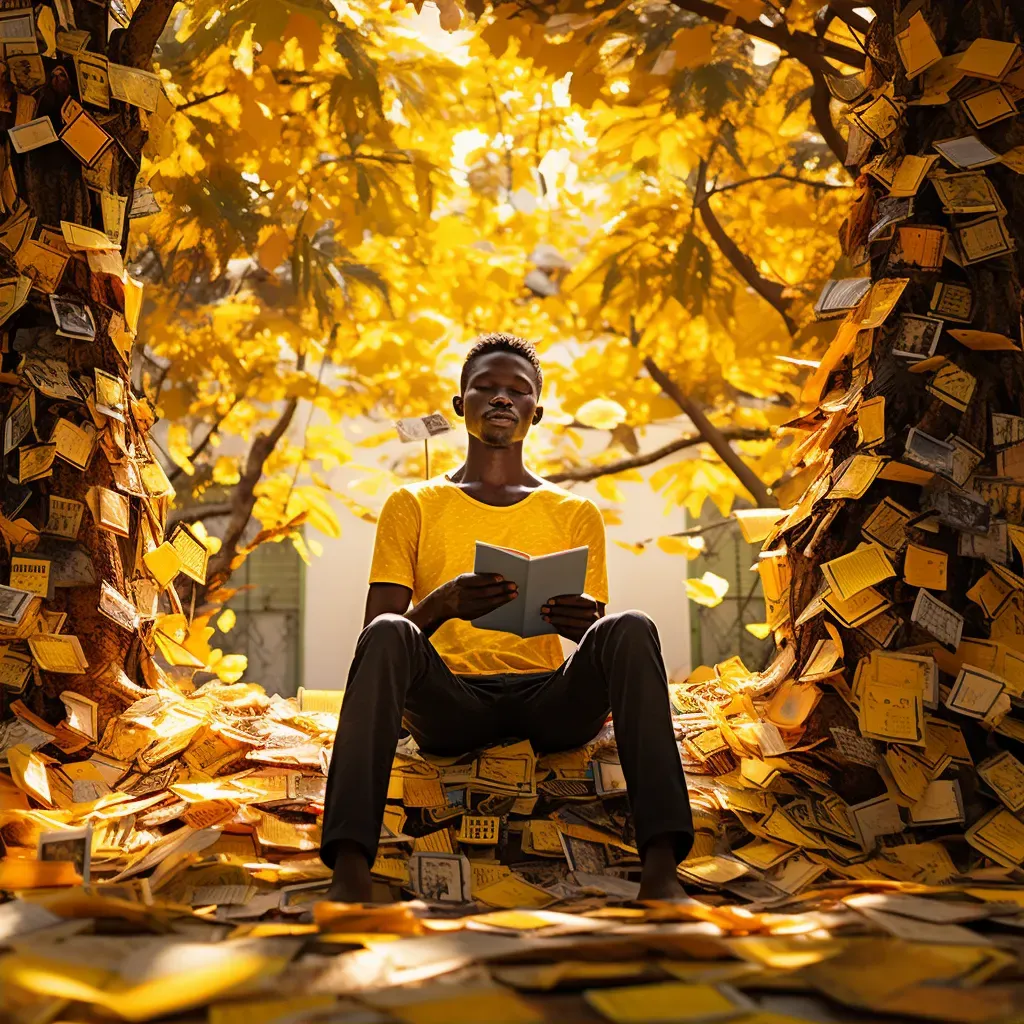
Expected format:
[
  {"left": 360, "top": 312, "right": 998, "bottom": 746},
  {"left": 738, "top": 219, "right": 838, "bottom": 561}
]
[{"left": 363, "top": 577, "right": 517, "bottom": 637}]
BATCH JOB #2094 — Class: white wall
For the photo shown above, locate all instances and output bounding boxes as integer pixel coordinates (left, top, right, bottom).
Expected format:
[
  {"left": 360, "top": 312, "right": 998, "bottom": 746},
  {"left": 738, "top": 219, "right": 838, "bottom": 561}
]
[{"left": 303, "top": 419, "right": 694, "bottom": 688}]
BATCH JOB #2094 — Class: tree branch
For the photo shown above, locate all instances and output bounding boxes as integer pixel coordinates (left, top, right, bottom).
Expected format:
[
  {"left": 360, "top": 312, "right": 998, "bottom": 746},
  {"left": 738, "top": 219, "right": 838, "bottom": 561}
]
[
  {"left": 167, "top": 502, "right": 234, "bottom": 527},
  {"left": 630, "top": 324, "right": 775, "bottom": 507},
  {"left": 694, "top": 159, "right": 798, "bottom": 336},
  {"left": 118, "top": 0, "right": 179, "bottom": 68},
  {"left": 819, "top": 2, "right": 873, "bottom": 38},
  {"left": 667, "top": 0, "right": 867, "bottom": 72},
  {"left": 177, "top": 89, "right": 230, "bottom": 112},
  {"left": 168, "top": 393, "right": 247, "bottom": 487},
  {"left": 545, "top": 427, "right": 772, "bottom": 483},
  {"left": 709, "top": 172, "right": 849, "bottom": 197},
  {"left": 809, "top": 68, "right": 848, "bottom": 165},
  {"left": 203, "top": 399, "right": 300, "bottom": 597}
]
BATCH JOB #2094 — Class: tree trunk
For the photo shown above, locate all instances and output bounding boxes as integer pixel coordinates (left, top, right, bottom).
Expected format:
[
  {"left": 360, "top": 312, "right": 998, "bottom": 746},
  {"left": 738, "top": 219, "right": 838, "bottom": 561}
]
[
  {"left": 0, "top": 1, "right": 174, "bottom": 732},
  {"left": 782, "top": 0, "right": 1024, "bottom": 816}
]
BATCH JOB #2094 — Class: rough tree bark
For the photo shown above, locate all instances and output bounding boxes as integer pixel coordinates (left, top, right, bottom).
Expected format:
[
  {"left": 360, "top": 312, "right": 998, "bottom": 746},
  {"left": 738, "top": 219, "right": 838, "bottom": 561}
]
[
  {"left": 0, "top": 0, "right": 178, "bottom": 731},
  {"left": 786, "top": 0, "right": 1024, "bottom": 813}
]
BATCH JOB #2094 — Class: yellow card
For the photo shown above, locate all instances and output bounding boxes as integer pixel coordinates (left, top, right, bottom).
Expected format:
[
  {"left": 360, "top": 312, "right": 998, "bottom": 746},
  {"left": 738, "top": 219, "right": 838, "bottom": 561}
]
[
  {"left": 9, "top": 555, "right": 50, "bottom": 596},
  {"left": 169, "top": 524, "right": 208, "bottom": 584},
  {"left": 860, "top": 682, "right": 925, "bottom": 745},
  {"left": 957, "top": 39, "right": 1019, "bottom": 81},
  {"left": 457, "top": 814, "right": 500, "bottom": 844},
  {"left": 903, "top": 544, "right": 948, "bottom": 590},
  {"left": 94, "top": 486, "right": 129, "bottom": 536},
  {"left": 889, "top": 154, "right": 940, "bottom": 196},
  {"left": 950, "top": 328, "right": 1020, "bottom": 351},
  {"left": 962, "top": 86, "right": 1016, "bottom": 127},
  {"left": 43, "top": 495, "right": 83, "bottom": 539},
  {"left": 821, "top": 543, "right": 895, "bottom": 601},
  {"left": 855, "top": 277, "right": 910, "bottom": 328},
  {"left": 19, "top": 441, "right": 57, "bottom": 482},
  {"left": 59, "top": 108, "right": 112, "bottom": 165},
  {"left": 50, "top": 417, "right": 96, "bottom": 469},
  {"left": 473, "top": 872, "right": 555, "bottom": 910},
  {"left": 862, "top": 498, "right": 912, "bottom": 552},
  {"left": 892, "top": 225, "right": 947, "bottom": 268},
  {"left": 28, "top": 633, "right": 88, "bottom": 673},
  {"left": 60, "top": 219, "right": 117, "bottom": 251},
  {"left": 896, "top": 11, "right": 943, "bottom": 78},
  {"left": 856, "top": 396, "right": 885, "bottom": 447},
  {"left": 827, "top": 454, "right": 885, "bottom": 499},
  {"left": 584, "top": 982, "right": 748, "bottom": 1024},
  {"left": 978, "top": 751, "right": 1024, "bottom": 812},
  {"left": 967, "top": 808, "right": 1024, "bottom": 868}
]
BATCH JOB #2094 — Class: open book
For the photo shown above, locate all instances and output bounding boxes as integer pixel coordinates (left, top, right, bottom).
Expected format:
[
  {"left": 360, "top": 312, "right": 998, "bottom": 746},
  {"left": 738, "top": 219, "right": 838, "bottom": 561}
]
[{"left": 472, "top": 541, "right": 589, "bottom": 638}]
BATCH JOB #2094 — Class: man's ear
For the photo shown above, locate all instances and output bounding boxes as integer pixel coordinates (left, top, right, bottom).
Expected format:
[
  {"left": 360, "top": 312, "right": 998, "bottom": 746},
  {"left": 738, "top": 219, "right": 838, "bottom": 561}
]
[
  {"left": 452, "top": 395, "right": 464, "bottom": 418},
  {"left": 532, "top": 405, "right": 544, "bottom": 426}
]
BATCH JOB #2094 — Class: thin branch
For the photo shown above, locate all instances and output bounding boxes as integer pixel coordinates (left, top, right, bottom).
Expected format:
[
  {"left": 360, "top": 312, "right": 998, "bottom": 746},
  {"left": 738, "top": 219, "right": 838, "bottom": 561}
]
[
  {"left": 630, "top": 321, "right": 775, "bottom": 507},
  {"left": 821, "top": 1, "right": 873, "bottom": 37},
  {"left": 177, "top": 89, "right": 230, "bottom": 112},
  {"left": 168, "top": 391, "right": 248, "bottom": 487},
  {"left": 709, "top": 172, "right": 849, "bottom": 197},
  {"left": 545, "top": 427, "right": 772, "bottom": 483},
  {"left": 167, "top": 502, "right": 234, "bottom": 527},
  {"left": 118, "top": 0, "right": 179, "bottom": 68},
  {"left": 694, "top": 159, "right": 798, "bottom": 336},
  {"left": 633, "top": 518, "right": 737, "bottom": 547},
  {"left": 809, "top": 68, "right": 848, "bottom": 165},
  {"left": 667, "top": 0, "right": 866, "bottom": 71},
  {"left": 203, "top": 398, "right": 301, "bottom": 597}
]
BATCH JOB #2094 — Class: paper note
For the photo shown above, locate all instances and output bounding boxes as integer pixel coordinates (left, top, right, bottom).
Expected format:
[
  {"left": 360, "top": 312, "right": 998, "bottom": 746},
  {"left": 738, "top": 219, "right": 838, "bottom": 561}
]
[
  {"left": 911, "top": 589, "right": 964, "bottom": 649},
  {"left": 856, "top": 396, "right": 885, "bottom": 448},
  {"left": 827, "top": 455, "right": 885, "bottom": 499},
  {"left": 896, "top": 11, "right": 943, "bottom": 78},
  {"left": 966, "top": 808, "right": 1024, "bottom": 868},
  {"left": 962, "top": 86, "right": 1016, "bottom": 127},
  {"left": 903, "top": 544, "right": 948, "bottom": 590},
  {"left": 957, "top": 38, "right": 1019, "bottom": 80},
  {"left": 978, "top": 751, "right": 1024, "bottom": 812},
  {"left": 861, "top": 681, "right": 925, "bottom": 745},
  {"left": 169, "top": 524, "right": 209, "bottom": 584},
  {"left": 27, "top": 633, "right": 88, "bottom": 673},
  {"left": 945, "top": 665, "right": 1006, "bottom": 719},
  {"left": 821, "top": 544, "right": 895, "bottom": 601},
  {"left": 9, "top": 555, "right": 49, "bottom": 597},
  {"left": 50, "top": 417, "right": 96, "bottom": 469},
  {"left": 862, "top": 498, "right": 913, "bottom": 552}
]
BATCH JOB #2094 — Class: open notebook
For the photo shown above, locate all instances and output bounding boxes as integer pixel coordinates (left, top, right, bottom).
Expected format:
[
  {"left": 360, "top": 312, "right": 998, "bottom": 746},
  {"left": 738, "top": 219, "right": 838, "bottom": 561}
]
[{"left": 472, "top": 541, "right": 589, "bottom": 639}]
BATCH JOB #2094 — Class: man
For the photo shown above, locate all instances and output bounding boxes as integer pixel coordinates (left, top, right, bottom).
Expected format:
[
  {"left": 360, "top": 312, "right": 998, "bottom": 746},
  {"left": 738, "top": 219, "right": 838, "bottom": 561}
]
[{"left": 321, "top": 332, "right": 693, "bottom": 902}]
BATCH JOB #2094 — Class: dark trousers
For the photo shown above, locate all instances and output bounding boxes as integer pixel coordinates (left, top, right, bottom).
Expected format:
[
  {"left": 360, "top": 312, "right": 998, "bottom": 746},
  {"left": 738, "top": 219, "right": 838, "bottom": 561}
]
[{"left": 320, "top": 611, "right": 694, "bottom": 869}]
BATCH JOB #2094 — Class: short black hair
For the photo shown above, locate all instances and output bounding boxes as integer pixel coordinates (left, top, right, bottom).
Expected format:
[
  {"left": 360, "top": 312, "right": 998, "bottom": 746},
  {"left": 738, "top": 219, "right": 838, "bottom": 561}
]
[{"left": 460, "top": 332, "right": 543, "bottom": 394}]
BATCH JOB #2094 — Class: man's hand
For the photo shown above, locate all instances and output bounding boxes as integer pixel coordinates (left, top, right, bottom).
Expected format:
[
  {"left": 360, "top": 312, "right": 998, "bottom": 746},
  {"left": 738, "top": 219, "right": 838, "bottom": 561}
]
[
  {"left": 541, "top": 594, "right": 602, "bottom": 644},
  {"left": 430, "top": 573, "right": 518, "bottom": 624}
]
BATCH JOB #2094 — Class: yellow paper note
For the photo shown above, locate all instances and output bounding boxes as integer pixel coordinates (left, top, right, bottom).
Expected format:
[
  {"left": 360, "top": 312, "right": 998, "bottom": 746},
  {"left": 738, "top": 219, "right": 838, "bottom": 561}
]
[
  {"left": 957, "top": 38, "right": 1019, "bottom": 81},
  {"left": 821, "top": 543, "right": 895, "bottom": 601},
  {"left": 9, "top": 555, "right": 49, "bottom": 596},
  {"left": 978, "top": 751, "right": 1024, "bottom": 812},
  {"left": 27, "top": 633, "right": 88, "bottom": 673},
  {"left": 584, "top": 982, "right": 747, "bottom": 1024},
  {"left": 903, "top": 544, "right": 948, "bottom": 590}
]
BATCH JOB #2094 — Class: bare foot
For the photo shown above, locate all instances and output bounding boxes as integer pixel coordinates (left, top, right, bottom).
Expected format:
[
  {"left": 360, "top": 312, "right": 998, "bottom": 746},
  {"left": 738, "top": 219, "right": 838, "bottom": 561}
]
[
  {"left": 325, "top": 840, "right": 374, "bottom": 903},
  {"left": 637, "top": 834, "right": 687, "bottom": 901}
]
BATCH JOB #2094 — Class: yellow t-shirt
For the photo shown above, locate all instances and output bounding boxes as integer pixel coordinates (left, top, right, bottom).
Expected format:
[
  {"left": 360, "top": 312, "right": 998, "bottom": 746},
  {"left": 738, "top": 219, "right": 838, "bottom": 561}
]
[{"left": 368, "top": 477, "right": 609, "bottom": 676}]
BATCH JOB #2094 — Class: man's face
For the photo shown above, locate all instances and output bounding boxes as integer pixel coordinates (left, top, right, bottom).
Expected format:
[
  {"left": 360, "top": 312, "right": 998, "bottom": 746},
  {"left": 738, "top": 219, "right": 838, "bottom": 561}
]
[{"left": 455, "top": 350, "right": 542, "bottom": 446}]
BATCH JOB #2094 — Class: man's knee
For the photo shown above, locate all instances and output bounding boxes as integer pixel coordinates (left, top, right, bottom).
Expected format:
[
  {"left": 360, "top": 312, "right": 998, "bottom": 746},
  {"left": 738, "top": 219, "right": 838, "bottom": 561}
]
[
  {"left": 358, "top": 613, "right": 421, "bottom": 650},
  {"left": 595, "top": 609, "right": 657, "bottom": 639}
]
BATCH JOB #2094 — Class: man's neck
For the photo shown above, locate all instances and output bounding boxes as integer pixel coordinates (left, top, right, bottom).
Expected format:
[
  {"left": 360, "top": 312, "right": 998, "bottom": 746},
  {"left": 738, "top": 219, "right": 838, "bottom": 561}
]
[{"left": 449, "top": 438, "right": 543, "bottom": 493}]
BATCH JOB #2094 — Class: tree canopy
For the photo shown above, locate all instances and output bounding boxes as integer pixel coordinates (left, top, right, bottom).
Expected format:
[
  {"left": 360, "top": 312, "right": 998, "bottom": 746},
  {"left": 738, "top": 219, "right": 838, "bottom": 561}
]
[{"left": 138, "top": 0, "right": 861, "bottom": 588}]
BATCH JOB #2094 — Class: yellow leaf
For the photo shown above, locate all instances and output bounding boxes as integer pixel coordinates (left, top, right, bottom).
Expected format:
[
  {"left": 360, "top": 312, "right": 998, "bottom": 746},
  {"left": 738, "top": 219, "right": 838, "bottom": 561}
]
[
  {"left": 212, "top": 456, "right": 241, "bottom": 486},
  {"left": 656, "top": 535, "right": 705, "bottom": 558},
  {"left": 745, "top": 622, "right": 772, "bottom": 640},
  {"left": 256, "top": 226, "right": 291, "bottom": 271},
  {"left": 685, "top": 572, "right": 730, "bottom": 608},
  {"left": 217, "top": 609, "right": 236, "bottom": 633},
  {"left": 213, "top": 654, "right": 248, "bottom": 683},
  {"left": 614, "top": 540, "right": 646, "bottom": 554},
  {"left": 596, "top": 476, "right": 625, "bottom": 502},
  {"left": 672, "top": 23, "right": 717, "bottom": 69},
  {"left": 575, "top": 398, "right": 628, "bottom": 430}
]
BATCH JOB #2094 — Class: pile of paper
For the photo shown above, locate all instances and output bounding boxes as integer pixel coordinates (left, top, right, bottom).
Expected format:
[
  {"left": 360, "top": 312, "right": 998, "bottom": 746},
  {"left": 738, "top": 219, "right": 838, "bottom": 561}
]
[{"left": 3, "top": 881, "right": 1024, "bottom": 1022}]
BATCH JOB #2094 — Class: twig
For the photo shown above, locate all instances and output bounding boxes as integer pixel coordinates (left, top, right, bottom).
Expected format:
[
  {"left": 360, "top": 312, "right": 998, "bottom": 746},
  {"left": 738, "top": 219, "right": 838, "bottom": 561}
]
[
  {"left": 708, "top": 172, "right": 849, "bottom": 197},
  {"left": 177, "top": 89, "right": 230, "bottom": 112},
  {"left": 545, "top": 427, "right": 772, "bottom": 483},
  {"left": 666, "top": 0, "right": 867, "bottom": 72},
  {"left": 694, "top": 158, "right": 798, "bottom": 337}
]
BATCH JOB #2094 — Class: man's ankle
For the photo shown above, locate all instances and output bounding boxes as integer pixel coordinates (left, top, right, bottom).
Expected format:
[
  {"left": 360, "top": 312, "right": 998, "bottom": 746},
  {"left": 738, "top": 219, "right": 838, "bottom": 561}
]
[{"left": 327, "top": 840, "right": 374, "bottom": 902}]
